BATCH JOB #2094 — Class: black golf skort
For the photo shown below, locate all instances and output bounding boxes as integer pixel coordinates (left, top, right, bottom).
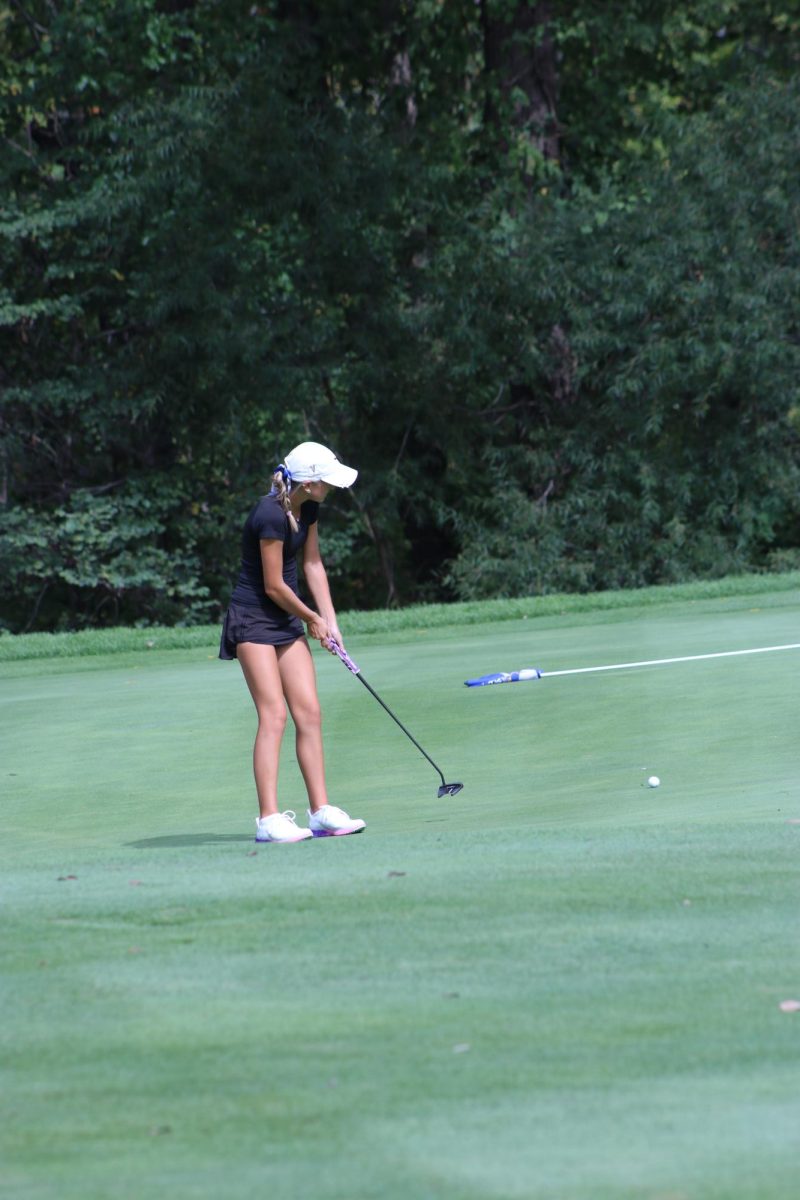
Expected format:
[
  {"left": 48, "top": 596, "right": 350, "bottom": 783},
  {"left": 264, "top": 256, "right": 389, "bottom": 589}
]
[{"left": 218, "top": 601, "right": 304, "bottom": 659}]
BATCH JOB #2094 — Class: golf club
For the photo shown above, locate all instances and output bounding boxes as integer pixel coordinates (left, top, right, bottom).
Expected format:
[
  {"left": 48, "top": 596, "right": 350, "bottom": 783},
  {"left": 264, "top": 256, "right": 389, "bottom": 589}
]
[{"left": 328, "top": 642, "right": 464, "bottom": 798}]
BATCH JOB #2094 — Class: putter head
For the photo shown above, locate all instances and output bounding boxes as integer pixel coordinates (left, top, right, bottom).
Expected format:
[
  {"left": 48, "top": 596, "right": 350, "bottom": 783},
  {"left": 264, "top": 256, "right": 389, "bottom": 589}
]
[{"left": 438, "top": 782, "right": 464, "bottom": 798}]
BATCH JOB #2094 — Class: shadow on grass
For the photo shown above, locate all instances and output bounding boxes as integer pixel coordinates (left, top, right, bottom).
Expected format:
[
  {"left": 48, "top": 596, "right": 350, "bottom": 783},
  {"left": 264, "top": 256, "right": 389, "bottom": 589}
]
[{"left": 127, "top": 833, "right": 252, "bottom": 848}]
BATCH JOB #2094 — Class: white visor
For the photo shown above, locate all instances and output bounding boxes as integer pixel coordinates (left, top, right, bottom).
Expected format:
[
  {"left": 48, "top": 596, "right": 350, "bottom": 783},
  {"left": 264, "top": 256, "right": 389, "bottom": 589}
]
[{"left": 284, "top": 441, "right": 358, "bottom": 488}]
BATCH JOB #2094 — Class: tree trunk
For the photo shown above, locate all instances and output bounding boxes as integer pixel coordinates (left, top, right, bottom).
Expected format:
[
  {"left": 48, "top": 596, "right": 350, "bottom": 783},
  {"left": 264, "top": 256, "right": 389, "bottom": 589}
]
[{"left": 481, "top": 0, "right": 560, "bottom": 167}]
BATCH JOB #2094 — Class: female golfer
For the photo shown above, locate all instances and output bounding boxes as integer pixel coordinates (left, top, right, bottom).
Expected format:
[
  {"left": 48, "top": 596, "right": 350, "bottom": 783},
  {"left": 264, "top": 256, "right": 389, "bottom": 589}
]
[{"left": 220, "top": 441, "right": 365, "bottom": 843}]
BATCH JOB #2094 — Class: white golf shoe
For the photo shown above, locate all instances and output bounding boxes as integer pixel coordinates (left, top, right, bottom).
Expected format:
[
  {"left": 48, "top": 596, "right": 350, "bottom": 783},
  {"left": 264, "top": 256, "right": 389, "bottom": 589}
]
[
  {"left": 255, "top": 811, "right": 313, "bottom": 843},
  {"left": 307, "top": 805, "right": 366, "bottom": 838}
]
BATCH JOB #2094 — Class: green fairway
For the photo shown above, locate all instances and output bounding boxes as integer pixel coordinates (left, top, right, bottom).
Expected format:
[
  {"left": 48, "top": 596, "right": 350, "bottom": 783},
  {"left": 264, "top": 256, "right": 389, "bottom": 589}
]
[{"left": 2, "top": 582, "right": 800, "bottom": 1199}]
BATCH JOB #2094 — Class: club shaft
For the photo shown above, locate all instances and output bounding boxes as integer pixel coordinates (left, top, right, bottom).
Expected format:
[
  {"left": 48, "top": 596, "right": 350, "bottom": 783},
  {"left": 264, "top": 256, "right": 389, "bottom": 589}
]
[{"left": 354, "top": 671, "right": 446, "bottom": 788}]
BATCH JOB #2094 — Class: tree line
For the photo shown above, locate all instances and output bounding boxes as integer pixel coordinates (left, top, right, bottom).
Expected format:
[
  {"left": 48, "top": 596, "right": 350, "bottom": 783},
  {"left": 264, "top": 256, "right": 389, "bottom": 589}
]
[{"left": 1, "top": 1, "right": 798, "bottom": 632}]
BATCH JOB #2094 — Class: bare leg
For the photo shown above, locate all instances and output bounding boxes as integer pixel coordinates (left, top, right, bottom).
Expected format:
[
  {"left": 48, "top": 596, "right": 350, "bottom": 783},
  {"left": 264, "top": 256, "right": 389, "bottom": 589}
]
[
  {"left": 277, "top": 638, "right": 329, "bottom": 812},
  {"left": 236, "top": 642, "right": 287, "bottom": 818}
]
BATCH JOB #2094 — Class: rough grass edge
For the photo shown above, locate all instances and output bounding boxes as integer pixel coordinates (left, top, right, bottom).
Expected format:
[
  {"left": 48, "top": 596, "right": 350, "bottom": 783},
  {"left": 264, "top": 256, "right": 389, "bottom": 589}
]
[{"left": 1, "top": 570, "right": 799, "bottom": 663}]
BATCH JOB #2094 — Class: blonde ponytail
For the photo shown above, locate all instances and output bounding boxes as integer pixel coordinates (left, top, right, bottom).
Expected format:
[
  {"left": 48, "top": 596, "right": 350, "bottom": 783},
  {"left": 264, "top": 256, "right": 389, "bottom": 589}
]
[{"left": 273, "top": 465, "right": 299, "bottom": 532}]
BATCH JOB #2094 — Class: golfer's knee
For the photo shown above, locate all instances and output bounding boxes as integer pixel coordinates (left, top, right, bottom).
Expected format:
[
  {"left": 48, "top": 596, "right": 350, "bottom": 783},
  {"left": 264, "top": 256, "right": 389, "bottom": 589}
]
[
  {"left": 293, "top": 700, "right": 322, "bottom": 734},
  {"left": 257, "top": 704, "right": 287, "bottom": 735}
]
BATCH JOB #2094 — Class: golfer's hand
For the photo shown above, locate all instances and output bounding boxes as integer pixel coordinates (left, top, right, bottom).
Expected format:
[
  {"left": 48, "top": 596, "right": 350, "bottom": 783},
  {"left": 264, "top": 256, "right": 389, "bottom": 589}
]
[
  {"left": 306, "top": 616, "right": 331, "bottom": 646},
  {"left": 327, "top": 623, "right": 345, "bottom": 652}
]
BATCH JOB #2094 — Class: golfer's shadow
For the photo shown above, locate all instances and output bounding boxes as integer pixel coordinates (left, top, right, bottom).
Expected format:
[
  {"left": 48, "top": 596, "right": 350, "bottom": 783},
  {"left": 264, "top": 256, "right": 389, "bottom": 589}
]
[{"left": 127, "top": 833, "right": 252, "bottom": 848}]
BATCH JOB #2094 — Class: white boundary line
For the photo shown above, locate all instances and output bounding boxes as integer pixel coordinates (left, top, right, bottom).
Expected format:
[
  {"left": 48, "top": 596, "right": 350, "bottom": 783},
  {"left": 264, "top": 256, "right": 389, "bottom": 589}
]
[{"left": 543, "top": 643, "right": 800, "bottom": 678}]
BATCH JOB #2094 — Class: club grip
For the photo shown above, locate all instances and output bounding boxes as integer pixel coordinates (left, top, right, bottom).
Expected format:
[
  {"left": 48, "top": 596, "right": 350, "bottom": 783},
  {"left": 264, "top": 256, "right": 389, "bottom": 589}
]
[{"left": 328, "top": 640, "right": 361, "bottom": 675}]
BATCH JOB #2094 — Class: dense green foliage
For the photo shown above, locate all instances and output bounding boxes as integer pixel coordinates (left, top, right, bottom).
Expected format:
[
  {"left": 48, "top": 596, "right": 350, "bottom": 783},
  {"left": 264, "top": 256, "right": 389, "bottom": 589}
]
[{"left": 1, "top": 2, "right": 798, "bottom": 631}]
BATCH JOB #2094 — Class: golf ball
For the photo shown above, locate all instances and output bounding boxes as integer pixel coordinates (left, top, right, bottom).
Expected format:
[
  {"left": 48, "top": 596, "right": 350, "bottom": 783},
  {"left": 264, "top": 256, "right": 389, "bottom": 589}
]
[{"left": 647, "top": 775, "right": 660, "bottom": 788}]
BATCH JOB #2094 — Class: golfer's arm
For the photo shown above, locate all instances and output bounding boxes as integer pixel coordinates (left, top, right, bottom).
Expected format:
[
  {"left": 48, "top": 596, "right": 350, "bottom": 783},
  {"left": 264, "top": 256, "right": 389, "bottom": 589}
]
[
  {"left": 260, "top": 539, "right": 320, "bottom": 624},
  {"left": 302, "top": 526, "right": 337, "bottom": 625}
]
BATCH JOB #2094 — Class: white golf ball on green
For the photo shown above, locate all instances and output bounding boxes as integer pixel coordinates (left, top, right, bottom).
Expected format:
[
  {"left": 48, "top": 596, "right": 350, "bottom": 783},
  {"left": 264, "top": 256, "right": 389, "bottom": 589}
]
[{"left": 647, "top": 775, "right": 660, "bottom": 788}]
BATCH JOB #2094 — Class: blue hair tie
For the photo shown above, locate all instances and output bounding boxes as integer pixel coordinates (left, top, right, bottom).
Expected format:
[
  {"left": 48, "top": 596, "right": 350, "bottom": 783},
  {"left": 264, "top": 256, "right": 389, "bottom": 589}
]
[{"left": 274, "top": 464, "right": 292, "bottom": 488}]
